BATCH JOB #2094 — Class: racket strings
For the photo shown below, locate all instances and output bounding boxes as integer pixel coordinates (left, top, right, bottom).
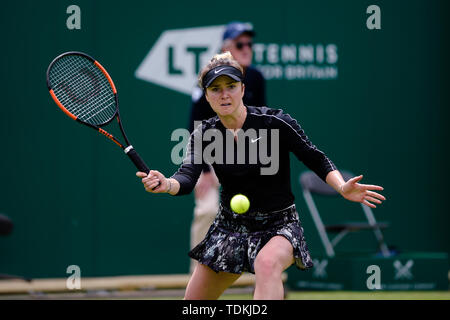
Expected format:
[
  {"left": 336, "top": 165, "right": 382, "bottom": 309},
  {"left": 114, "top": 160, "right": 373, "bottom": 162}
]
[
  {"left": 54, "top": 58, "right": 114, "bottom": 124},
  {"left": 49, "top": 55, "right": 116, "bottom": 126},
  {"left": 54, "top": 69, "right": 114, "bottom": 124}
]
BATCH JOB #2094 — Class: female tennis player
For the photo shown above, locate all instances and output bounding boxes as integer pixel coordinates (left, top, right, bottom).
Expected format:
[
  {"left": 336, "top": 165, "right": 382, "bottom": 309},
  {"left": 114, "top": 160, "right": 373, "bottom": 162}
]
[{"left": 136, "top": 52, "right": 386, "bottom": 300}]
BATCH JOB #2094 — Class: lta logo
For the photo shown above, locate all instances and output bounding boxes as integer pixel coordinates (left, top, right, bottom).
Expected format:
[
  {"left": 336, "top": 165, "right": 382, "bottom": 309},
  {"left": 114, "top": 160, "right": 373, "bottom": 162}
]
[
  {"left": 135, "top": 25, "right": 225, "bottom": 95},
  {"left": 393, "top": 260, "right": 414, "bottom": 280},
  {"left": 312, "top": 259, "right": 328, "bottom": 278},
  {"left": 135, "top": 25, "right": 339, "bottom": 95}
]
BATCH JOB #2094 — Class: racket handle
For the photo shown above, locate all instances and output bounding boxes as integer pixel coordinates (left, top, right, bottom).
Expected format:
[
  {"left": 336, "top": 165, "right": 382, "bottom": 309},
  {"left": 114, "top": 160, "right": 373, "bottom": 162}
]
[
  {"left": 125, "top": 146, "right": 149, "bottom": 174},
  {"left": 125, "top": 146, "right": 161, "bottom": 190}
]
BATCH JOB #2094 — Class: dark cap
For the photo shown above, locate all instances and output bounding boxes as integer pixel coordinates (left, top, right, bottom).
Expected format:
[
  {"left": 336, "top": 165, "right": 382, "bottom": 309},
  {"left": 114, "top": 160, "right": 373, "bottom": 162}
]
[
  {"left": 223, "top": 22, "right": 255, "bottom": 41},
  {"left": 202, "top": 65, "right": 244, "bottom": 89}
]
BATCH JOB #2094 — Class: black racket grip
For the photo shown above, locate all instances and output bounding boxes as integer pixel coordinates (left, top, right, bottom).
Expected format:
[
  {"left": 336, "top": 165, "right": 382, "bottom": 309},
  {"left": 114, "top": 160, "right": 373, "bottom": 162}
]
[
  {"left": 126, "top": 146, "right": 161, "bottom": 190},
  {"left": 126, "top": 147, "right": 150, "bottom": 174}
]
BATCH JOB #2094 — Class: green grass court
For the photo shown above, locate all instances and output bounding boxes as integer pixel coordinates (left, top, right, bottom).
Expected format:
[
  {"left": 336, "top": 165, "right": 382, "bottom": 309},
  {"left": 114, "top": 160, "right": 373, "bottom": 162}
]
[
  {"left": 220, "top": 291, "right": 450, "bottom": 300},
  {"left": 2, "top": 289, "right": 449, "bottom": 300},
  {"left": 89, "top": 290, "right": 450, "bottom": 300},
  {"left": 140, "top": 291, "right": 449, "bottom": 300},
  {"left": 0, "top": 273, "right": 448, "bottom": 300}
]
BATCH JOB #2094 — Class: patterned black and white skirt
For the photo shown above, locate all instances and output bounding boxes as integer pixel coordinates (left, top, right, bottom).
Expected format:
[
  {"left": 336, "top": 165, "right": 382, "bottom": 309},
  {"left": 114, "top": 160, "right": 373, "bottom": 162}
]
[{"left": 188, "top": 203, "right": 313, "bottom": 274}]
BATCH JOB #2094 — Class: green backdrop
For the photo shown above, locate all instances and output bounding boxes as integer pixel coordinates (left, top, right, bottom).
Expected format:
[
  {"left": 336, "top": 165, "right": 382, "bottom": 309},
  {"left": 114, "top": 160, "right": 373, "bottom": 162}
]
[{"left": 0, "top": 0, "right": 448, "bottom": 278}]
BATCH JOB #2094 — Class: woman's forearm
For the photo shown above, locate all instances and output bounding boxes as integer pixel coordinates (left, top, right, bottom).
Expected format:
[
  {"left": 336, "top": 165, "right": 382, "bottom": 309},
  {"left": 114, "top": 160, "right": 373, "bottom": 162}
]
[{"left": 325, "top": 170, "right": 346, "bottom": 195}]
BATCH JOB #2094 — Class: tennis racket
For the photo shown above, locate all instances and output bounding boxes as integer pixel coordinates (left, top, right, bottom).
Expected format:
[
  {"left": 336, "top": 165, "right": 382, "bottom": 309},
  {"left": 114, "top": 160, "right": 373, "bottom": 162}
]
[{"left": 46, "top": 51, "right": 158, "bottom": 187}]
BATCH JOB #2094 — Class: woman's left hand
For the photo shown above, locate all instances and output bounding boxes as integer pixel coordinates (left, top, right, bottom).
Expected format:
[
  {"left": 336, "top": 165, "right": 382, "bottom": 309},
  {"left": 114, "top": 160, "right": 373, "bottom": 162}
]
[{"left": 340, "top": 175, "right": 386, "bottom": 208}]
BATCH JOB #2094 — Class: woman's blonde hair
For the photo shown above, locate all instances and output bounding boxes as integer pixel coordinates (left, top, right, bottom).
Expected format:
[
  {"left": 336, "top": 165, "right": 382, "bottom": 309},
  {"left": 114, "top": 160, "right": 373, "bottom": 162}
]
[{"left": 198, "top": 51, "right": 243, "bottom": 88}]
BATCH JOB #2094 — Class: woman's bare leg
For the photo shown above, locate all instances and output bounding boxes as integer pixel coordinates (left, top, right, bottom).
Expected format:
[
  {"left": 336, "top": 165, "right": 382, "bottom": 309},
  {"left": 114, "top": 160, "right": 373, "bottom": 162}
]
[
  {"left": 184, "top": 263, "right": 241, "bottom": 300},
  {"left": 253, "top": 236, "right": 294, "bottom": 300}
]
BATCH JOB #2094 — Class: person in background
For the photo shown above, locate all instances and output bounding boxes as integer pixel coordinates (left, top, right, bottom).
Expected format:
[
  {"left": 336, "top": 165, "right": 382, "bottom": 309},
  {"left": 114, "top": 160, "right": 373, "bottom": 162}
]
[{"left": 187, "top": 21, "right": 267, "bottom": 272}]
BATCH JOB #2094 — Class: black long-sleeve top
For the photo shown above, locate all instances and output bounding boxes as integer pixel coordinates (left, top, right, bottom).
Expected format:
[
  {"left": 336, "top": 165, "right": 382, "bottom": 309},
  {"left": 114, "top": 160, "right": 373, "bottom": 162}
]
[{"left": 172, "top": 106, "right": 337, "bottom": 213}]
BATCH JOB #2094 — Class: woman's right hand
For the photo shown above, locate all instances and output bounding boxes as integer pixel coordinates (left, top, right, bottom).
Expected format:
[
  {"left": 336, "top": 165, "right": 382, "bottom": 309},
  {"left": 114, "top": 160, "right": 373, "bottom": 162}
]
[{"left": 136, "top": 170, "right": 168, "bottom": 193}]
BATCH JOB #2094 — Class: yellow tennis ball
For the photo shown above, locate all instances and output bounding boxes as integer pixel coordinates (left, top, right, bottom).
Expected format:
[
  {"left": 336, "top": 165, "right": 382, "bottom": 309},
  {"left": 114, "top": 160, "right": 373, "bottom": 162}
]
[{"left": 230, "top": 194, "right": 250, "bottom": 214}]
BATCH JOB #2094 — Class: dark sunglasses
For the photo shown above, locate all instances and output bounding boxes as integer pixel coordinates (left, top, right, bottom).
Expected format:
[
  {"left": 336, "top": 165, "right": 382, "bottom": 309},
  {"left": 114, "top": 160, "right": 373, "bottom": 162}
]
[{"left": 235, "top": 41, "right": 253, "bottom": 50}]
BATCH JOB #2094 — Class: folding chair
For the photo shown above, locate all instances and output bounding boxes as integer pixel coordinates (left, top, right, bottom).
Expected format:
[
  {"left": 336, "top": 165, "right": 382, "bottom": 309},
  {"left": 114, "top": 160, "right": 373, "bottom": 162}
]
[{"left": 299, "top": 170, "right": 391, "bottom": 258}]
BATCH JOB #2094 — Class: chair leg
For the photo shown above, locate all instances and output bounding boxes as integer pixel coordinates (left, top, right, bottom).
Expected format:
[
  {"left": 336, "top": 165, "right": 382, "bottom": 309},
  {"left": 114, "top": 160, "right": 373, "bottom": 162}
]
[
  {"left": 360, "top": 204, "right": 390, "bottom": 257},
  {"left": 303, "top": 190, "right": 335, "bottom": 257}
]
